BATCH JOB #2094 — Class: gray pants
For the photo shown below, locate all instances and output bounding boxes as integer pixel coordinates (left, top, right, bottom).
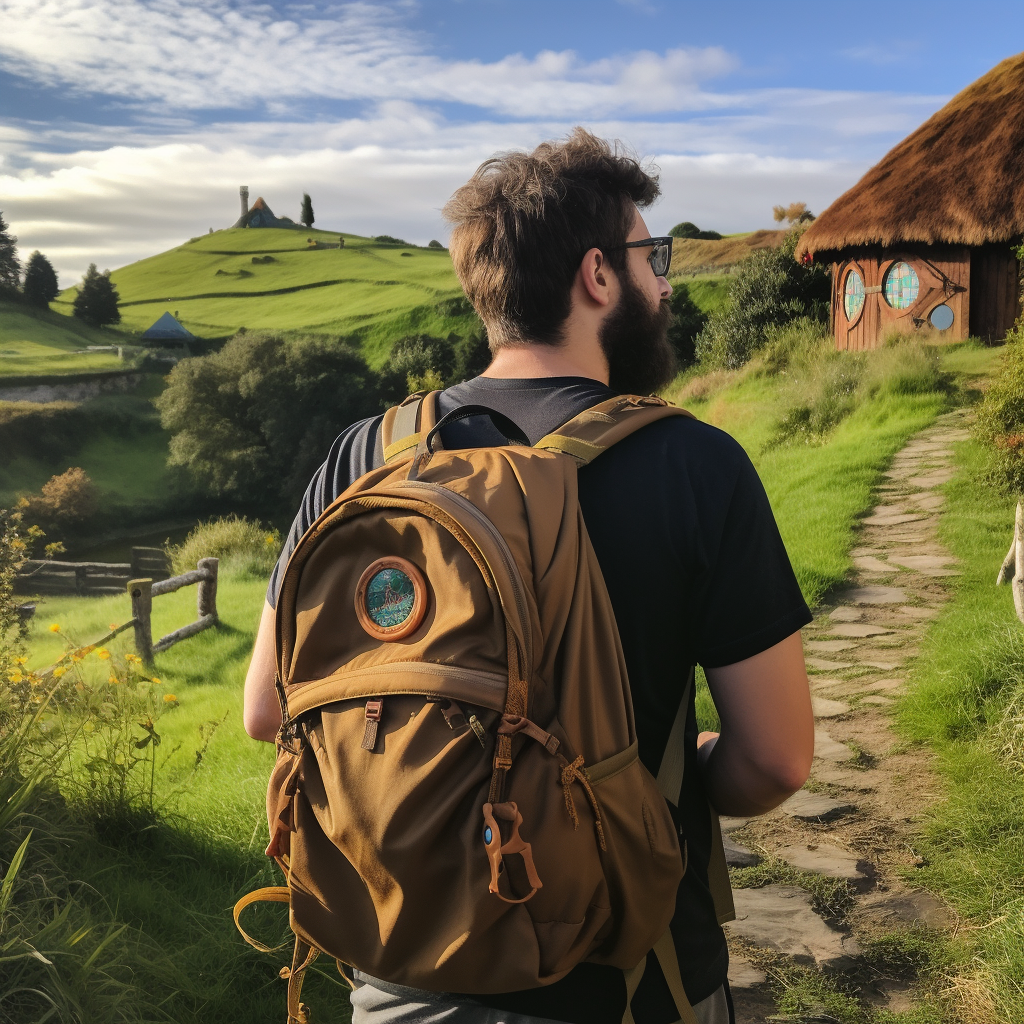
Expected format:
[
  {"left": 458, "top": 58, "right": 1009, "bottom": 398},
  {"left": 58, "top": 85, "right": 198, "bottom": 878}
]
[{"left": 350, "top": 974, "right": 732, "bottom": 1024}]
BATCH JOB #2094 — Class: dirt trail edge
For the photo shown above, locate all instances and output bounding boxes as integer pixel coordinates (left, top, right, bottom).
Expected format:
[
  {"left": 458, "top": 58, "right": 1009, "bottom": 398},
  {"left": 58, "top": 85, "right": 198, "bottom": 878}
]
[{"left": 725, "top": 409, "right": 970, "bottom": 1022}]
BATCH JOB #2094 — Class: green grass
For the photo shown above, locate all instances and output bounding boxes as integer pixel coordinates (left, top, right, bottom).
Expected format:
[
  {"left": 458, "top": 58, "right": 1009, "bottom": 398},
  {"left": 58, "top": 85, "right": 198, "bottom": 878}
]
[
  {"left": 674, "top": 273, "right": 731, "bottom": 316},
  {"left": 896, "top": 434, "right": 1024, "bottom": 1021},
  {"left": 51, "top": 228, "right": 467, "bottom": 354},
  {"left": 0, "top": 300, "right": 129, "bottom": 376}
]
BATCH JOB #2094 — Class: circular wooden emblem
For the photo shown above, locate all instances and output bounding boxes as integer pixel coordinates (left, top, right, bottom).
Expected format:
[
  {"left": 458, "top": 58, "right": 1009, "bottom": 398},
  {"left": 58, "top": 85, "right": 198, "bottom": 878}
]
[{"left": 355, "top": 557, "right": 428, "bottom": 641}]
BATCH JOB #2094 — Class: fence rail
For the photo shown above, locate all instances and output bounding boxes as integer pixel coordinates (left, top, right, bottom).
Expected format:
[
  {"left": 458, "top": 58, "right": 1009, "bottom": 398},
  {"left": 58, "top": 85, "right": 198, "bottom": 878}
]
[
  {"left": 129, "top": 557, "right": 218, "bottom": 661},
  {"left": 15, "top": 546, "right": 170, "bottom": 596}
]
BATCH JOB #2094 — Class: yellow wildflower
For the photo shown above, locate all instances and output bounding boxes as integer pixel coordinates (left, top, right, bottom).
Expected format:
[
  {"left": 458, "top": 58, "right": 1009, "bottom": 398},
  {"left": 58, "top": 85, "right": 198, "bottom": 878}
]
[
  {"left": 265, "top": 534, "right": 276, "bottom": 545},
  {"left": 8, "top": 670, "right": 23, "bottom": 682},
  {"left": 71, "top": 653, "right": 83, "bottom": 663},
  {"left": 126, "top": 653, "right": 141, "bottom": 665},
  {"left": 151, "top": 676, "right": 161, "bottom": 685},
  {"left": 163, "top": 693, "right": 177, "bottom": 703},
  {"left": 49, "top": 623, "right": 61, "bottom": 633},
  {"left": 109, "top": 675, "right": 120, "bottom": 684},
  {"left": 52, "top": 666, "right": 66, "bottom": 678},
  {"left": 96, "top": 648, "right": 110, "bottom": 660},
  {"left": 15, "top": 656, "right": 27, "bottom": 665}
]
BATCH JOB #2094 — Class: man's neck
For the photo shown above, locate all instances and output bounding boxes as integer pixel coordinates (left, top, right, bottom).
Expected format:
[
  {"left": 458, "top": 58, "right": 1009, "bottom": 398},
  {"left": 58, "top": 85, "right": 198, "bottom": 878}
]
[{"left": 481, "top": 334, "right": 609, "bottom": 384}]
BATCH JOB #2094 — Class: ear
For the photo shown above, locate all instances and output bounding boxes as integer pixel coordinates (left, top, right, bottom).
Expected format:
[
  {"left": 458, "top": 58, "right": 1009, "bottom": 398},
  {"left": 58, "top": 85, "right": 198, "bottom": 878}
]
[{"left": 577, "top": 247, "right": 615, "bottom": 307}]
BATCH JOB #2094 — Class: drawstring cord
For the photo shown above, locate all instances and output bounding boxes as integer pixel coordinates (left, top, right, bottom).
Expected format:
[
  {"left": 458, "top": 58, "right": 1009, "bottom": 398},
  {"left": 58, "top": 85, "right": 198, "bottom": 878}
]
[{"left": 560, "top": 755, "right": 607, "bottom": 851}]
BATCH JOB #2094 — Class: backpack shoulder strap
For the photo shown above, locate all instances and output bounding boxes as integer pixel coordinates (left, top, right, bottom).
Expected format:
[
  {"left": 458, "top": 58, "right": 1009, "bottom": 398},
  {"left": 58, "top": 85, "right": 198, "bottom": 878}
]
[
  {"left": 380, "top": 391, "right": 442, "bottom": 464},
  {"left": 534, "top": 395, "right": 694, "bottom": 466}
]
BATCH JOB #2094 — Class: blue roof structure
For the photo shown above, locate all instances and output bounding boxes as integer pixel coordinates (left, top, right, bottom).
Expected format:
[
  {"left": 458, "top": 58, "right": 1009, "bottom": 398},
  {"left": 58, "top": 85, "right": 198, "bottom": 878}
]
[{"left": 142, "top": 311, "right": 194, "bottom": 341}]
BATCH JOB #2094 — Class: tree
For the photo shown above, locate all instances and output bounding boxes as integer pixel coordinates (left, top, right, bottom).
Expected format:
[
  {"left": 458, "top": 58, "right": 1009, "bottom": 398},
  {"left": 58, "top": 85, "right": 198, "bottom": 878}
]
[
  {"left": 22, "top": 251, "right": 59, "bottom": 308},
  {"left": 772, "top": 202, "right": 815, "bottom": 227},
  {"left": 72, "top": 264, "right": 121, "bottom": 326},
  {"left": 668, "top": 221, "right": 722, "bottom": 241},
  {"left": 156, "top": 331, "right": 381, "bottom": 507},
  {"left": 0, "top": 211, "right": 20, "bottom": 294},
  {"left": 300, "top": 193, "right": 315, "bottom": 229},
  {"left": 427, "top": 240, "right": 445, "bottom": 249}
]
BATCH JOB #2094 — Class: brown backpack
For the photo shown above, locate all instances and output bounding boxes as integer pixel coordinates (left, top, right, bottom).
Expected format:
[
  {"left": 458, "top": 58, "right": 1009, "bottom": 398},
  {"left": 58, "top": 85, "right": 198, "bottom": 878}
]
[{"left": 235, "top": 392, "right": 734, "bottom": 1024}]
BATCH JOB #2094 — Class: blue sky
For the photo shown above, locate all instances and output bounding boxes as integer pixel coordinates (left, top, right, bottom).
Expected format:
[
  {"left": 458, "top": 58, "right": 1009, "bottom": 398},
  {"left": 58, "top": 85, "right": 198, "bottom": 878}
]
[{"left": 0, "top": 0, "right": 1020, "bottom": 284}]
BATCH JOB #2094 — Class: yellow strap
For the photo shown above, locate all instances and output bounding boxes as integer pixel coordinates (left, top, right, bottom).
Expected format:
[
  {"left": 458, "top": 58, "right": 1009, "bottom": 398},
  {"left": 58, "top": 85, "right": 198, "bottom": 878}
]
[
  {"left": 621, "top": 956, "right": 647, "bottom": 1024},
  {"left": 534, "top": 433, "right": 606, "bottom": 464},
  {"left": 383, "top": 432, "right": 421, "bottom": 463},
  {"left": 233, "top": 886, "right": 291, "bottom": 953},
  {"left": 283, "top": 936, "right": 319, "bottom": 1024},
  {"left": 706, "top": 805, "right": 736, "bottom": 924},
  {"left": 653, "top": 929, "right": 699, "bottom": 1024}
]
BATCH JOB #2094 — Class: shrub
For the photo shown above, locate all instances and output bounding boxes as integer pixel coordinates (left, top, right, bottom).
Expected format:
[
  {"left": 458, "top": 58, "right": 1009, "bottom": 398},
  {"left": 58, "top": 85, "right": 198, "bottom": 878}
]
[
  {"left": 17, "top": 467, "right": 99, "bottom": 539},
  {"left": 666, "top": 282, "right": 707, "bottom": 368},
  {"left": 427, "top": 239, "right": 445, "bottom": 249},
  {"left": 373, "top": 235, "right": 408, "bottom": 245},
  {"left": 975, "top": 325, "right": 1024, "bottom": 495},
  {"left": 694, "top": 228, "right": 830, "bottom": 369},
  {"left": 378, "top": 334, "right": 457, "bottom": 402},
  {"left": 156, "top": 331, "right": 381, "bottom": 507},
  {"left": 168, "top": 515, "right": 281, "bottom": 577}
]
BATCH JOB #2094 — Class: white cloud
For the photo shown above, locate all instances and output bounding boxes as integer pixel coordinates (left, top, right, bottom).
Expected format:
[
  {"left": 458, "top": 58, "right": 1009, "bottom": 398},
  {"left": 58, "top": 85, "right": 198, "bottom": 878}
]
[{"left": 0, "top": 0, "right": 737, "bottom": 117}]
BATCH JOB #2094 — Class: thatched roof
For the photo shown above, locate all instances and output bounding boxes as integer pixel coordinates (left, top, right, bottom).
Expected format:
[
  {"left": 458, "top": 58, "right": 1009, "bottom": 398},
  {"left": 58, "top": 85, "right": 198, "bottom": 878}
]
[{"left": 798, "top": 51, "right": 1024, "bottom": 260}]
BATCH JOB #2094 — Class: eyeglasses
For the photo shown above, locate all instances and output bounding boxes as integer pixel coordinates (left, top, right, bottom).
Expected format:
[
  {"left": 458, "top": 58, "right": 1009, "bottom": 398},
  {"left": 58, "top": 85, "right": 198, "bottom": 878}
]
[{"left": 606, "top": 236, "right": 674, "bottom": 278}]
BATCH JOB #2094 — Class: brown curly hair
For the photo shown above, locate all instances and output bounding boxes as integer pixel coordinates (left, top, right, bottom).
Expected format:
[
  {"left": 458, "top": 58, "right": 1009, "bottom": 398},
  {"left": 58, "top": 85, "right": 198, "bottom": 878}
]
[{"left": 443, "top": 128, "right": 660, "bottom": 349}]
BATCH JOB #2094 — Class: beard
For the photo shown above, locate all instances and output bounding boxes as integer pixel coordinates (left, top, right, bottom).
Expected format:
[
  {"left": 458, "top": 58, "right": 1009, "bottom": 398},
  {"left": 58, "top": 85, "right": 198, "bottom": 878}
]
[{"left": 598, "top": 268, "right": 676, "bottom": 395}]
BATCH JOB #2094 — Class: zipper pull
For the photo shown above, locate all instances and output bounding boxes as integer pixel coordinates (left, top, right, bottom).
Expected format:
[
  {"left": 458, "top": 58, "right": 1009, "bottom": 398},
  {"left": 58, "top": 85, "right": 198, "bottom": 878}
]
[
  {"left": 361, "top": 699, "right": 383, "bottom": 751},
  {"left": 468, "top": 714, "right": 488, "bottom": 749}
]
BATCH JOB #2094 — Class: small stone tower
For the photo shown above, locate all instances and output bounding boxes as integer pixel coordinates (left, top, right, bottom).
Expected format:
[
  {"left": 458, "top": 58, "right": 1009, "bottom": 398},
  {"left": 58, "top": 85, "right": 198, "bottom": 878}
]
[{"left": 239, "top": 186, "right": 249, "bottom": 220}]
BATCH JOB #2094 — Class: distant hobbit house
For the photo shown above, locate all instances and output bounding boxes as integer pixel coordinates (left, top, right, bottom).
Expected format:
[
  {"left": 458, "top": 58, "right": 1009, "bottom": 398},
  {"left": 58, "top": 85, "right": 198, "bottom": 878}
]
[{"left": 798, "top": 52, "right": 1024, "bottom": 349}]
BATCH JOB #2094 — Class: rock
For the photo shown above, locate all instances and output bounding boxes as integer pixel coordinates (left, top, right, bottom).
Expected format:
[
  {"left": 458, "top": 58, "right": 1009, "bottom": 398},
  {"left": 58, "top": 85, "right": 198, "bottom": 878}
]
[
  {"left": 860, "top": 695, "right": 893, "bottom": 706},
  {"left": 782, "top": 789, "right": 857, "bottom": 822},
  {"left": 838, "top": 586, "right": 908, "bottom": 605},
  {"left": 810, "top": 677, "right": 847, "bottom": 691},
  {"left": 860, "top": 660, "right": 901, "bottom": 671},
  {"left": 805, "top": 658, "right": 855, "bottom": 671},
  {"left": 829, "top": 606, "right": 863, "bottom": 622},
  {"left": 853, "top": 890, "right": 951, "bottom": 930},
  {"left": 805, "top": 640, "right": 858, "bottom": 653},
  {"left": 827, "top": 623, "right": 895, "bottom": 638},
  {"left": 865, "top": 678, "right": 903, "bottom": 691},
  {"left": 727, "top": 955, "right": 766, "bottom": 990},
  {"left": 814, "top": 728, "right": 855, "bottom": 762},
  {"left": 863, "top": 513, "right": 930, "bottom": 527},
  {"left": 724, "top": 836, "right": 761, "bottom": 868},
  {"left": 777, "top": 843, "right": 867, "bottom": 881},
  {"left": 911, "top": 493, "right": 945, "bottom": 510},
  {"left": 719, "top": 816, "right": 750, "bottom": 834},
  {"left": 812, "top": 697, "right": 850, "bottom": 718},
  {"left": 854, "top": 555, "right": 898, "bottom": 572},
  {"left": 889, "top": 553, "right": 957, "bottom": 569},
  {"left": 727, "top": 886, "right": 859, "bottom": 966},
  {"left": 907, "top": 469, "right": 955, "bottom": 488}
]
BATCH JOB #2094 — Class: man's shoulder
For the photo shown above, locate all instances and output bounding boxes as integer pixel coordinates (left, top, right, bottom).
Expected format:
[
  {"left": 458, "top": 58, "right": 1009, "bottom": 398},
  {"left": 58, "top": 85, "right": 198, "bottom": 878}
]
[{"left": 612, "top": 411, "right": 753, "bottom": 473}]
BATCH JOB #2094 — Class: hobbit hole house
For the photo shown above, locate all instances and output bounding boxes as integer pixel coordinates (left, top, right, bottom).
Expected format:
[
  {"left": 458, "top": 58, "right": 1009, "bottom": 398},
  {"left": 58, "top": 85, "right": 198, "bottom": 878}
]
[{"left": 798, "top": 51, "right": 1024, "bottom": 350}]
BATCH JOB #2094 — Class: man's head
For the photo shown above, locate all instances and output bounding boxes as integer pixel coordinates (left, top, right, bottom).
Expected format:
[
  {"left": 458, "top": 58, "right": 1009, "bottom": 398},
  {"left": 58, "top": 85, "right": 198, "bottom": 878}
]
[{"left": 443, "top": 128, "right": 675, "bottom": 392}]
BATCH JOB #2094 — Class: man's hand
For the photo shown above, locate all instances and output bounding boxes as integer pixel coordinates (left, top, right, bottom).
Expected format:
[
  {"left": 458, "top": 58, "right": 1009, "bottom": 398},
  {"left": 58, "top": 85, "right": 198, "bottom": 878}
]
[
  {"left": 244, "top": 600, "right": 282, "bottom": 742},
  {"left": 700, "top": 631, "right": 813, "bottom": 816}
]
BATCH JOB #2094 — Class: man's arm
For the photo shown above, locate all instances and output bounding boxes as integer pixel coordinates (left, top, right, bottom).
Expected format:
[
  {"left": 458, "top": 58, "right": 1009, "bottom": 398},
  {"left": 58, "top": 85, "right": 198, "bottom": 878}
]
[
  {"left": 244, "top": 600, "right": 281, "bottom": 742},
  {"left": 698, "top": 630, "right": 813, "bottom": 816}
]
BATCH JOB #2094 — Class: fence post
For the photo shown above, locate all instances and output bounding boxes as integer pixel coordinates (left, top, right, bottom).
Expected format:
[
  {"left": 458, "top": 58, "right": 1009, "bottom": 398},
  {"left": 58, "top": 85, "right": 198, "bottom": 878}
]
[
  {"left": 197, "top": 558, "right": 219, "bottom": 623},
  {"left": 128, "top": 578, "right": 153, "bottom": 662}
]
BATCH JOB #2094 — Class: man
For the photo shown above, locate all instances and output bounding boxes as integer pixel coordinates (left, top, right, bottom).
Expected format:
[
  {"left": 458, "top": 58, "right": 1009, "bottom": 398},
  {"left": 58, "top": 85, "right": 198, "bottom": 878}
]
[{"left": 245, "top": 128, "right": 814, "bottom": 1024}]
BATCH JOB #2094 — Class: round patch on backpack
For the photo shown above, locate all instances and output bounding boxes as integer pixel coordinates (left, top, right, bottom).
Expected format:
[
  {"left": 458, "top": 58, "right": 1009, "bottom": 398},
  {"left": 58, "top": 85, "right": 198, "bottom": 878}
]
[{"left": 355, "top": 557, "right": 428, "bottom": 641}]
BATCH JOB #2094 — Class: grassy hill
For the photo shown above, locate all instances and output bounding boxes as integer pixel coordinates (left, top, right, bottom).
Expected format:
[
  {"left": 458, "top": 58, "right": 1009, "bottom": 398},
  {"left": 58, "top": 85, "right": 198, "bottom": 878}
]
[
  {"left": 0, "top": 300, "right": 131, "bottom": 377},
  {"left": 52, "top": 228, "right": 469, "bottom": 366},
  {"left": 669, "top": 229, "right": 786, "bottom": 277}
]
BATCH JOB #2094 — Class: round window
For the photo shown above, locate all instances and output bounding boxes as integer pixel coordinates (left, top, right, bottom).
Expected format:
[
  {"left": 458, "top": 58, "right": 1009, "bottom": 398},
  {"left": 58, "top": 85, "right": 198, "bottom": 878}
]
[
  {"left": 843, "top": 269, "right": 865, "bottom": 321},
  {"left": 883, "top": 261, "right": 920, "bottom": 310},
  {"left": 929, "top": 304, "right": 954, "bottom": 331}
]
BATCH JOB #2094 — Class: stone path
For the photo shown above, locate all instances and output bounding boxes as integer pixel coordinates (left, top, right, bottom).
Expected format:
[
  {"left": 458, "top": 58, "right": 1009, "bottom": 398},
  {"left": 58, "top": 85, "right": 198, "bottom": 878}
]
[{"left": 725, "top": 410, "right": 969, "bottom": 1022}]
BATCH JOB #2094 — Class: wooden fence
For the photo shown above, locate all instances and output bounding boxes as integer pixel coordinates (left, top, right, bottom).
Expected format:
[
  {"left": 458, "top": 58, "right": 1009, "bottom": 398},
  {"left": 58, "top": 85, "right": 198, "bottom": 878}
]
[
  {"left": 129, "top": 557, "right": 219, "bottom": 660},
  {"left": 16, "top": 546, "right": 170, "bottom": 597}
]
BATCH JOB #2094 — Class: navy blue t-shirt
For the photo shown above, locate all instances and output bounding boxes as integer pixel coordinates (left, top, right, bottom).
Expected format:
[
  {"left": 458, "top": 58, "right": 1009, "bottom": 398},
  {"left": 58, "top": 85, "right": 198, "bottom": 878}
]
[{"left": 267, "top": 376, "right": 811, "bottom": 1024}]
